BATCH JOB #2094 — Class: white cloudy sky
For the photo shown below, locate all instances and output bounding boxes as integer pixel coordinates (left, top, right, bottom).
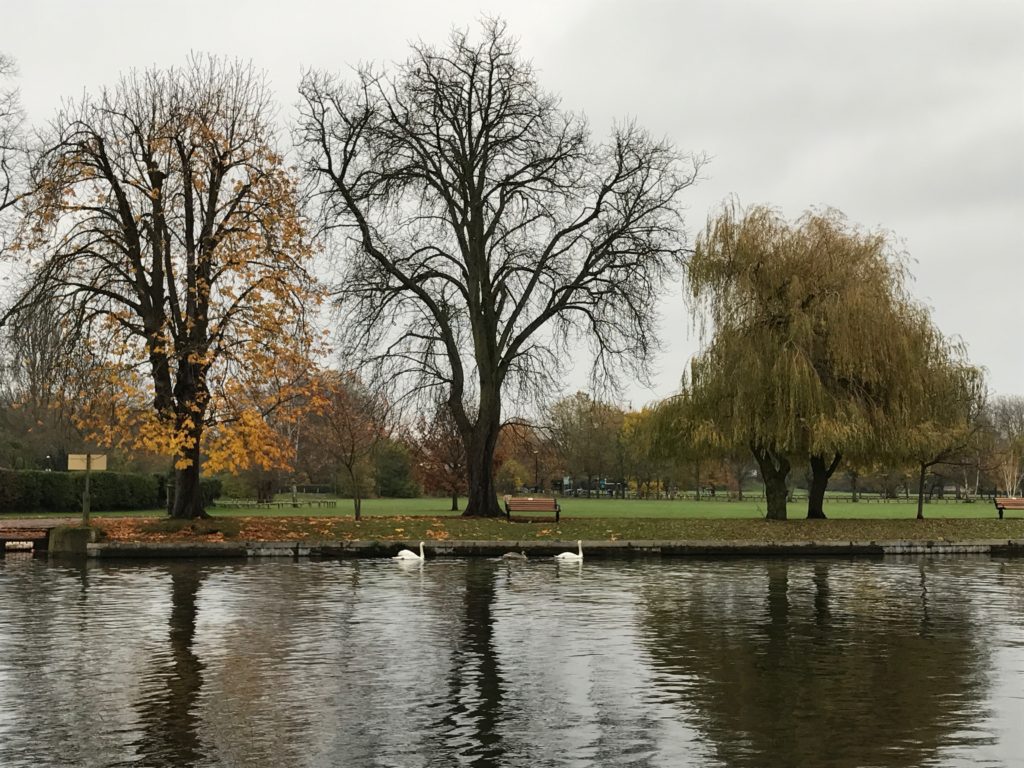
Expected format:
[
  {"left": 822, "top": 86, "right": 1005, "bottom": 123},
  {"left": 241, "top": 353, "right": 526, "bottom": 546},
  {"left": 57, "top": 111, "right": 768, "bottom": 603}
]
[{"left": 4, "top": 0, "right": 1022, "bottom": 403}]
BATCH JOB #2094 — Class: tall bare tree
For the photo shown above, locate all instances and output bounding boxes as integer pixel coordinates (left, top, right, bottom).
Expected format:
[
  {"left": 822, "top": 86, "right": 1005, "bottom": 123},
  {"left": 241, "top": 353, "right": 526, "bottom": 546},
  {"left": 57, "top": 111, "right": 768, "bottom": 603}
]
[
  {"left": 989, "top": 395, "right": 1024, "bottom": 496},
  {"left": 0, "top": 296, "right": 86, "bottom": 467},
  {"left": 0, "top": 53, "right": 26, "bottom": 259},
  {"left": 6, "top": 56, "right": 316, "bottom": 518},
  {"left": 0, "top": 54, "right": 22, "bottom": 212},
  {"left": 298, "top": 20, "right": 702, "bottom": 516}
]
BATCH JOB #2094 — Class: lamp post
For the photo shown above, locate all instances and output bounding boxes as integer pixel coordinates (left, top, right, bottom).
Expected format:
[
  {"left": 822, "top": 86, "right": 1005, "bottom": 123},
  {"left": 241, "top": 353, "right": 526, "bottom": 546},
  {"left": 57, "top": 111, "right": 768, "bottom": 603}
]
[{"left": 533, "top": 450, "right": 539, "bottom": 493}]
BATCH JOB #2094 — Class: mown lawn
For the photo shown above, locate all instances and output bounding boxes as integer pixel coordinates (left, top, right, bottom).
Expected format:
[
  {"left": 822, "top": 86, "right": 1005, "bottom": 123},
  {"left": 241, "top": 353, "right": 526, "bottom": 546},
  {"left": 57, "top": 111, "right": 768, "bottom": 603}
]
[
  {"left": 232, "top": 495, "right": 1007, "bottom": 521},
  {"left": 3, "top": 495, "right": 1012, "bottom": 521}
]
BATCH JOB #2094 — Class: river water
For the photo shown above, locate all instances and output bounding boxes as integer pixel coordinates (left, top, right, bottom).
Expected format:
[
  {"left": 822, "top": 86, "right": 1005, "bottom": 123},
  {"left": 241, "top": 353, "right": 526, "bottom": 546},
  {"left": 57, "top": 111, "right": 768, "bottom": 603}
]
[{"left": 0, "top": 555, "right": 1021, "bottom": 768}]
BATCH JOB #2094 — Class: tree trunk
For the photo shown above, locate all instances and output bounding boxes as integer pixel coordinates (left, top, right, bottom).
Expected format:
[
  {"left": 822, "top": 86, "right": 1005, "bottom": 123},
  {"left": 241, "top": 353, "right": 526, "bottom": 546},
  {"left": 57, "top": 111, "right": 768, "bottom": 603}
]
[
  {"left": 450, "top": 492, "right": 459, "bottom": 512},
  {"left": 916, "top": 462, "right": 927, "bottom": 519},
  {"left": 344, "top": 466, "right": 361, "bottom": 521},
  {"left": 751, "top": 443, "right": 790, "bottom": 520},
  {"left": 465, "top": 452, "right": 502, "bottom": 516},
  {"left": 171, "top": 437, "right": 206, "bottom": 519},
  {"left": 169, "top": 367, "right": 209, "bottom": 520},
  {"left": 807, "top": 452, "right": 842, "bottom": 519},
  {"left": 462, "top": 414, "right": 503, "bottom": 517},
  {"left": 171, "top": 464, "right": 204, "bottom": 519}
]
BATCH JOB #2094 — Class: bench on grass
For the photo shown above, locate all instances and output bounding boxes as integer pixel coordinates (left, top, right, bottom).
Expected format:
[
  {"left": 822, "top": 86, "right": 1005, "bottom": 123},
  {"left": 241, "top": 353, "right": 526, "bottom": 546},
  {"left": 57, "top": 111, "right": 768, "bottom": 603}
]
[
  {"left": 994, "top": 497, "right": 1024, "bottom": 520},
  {"left": 504, "top": 496, "right": 560, "bottom": 523}
]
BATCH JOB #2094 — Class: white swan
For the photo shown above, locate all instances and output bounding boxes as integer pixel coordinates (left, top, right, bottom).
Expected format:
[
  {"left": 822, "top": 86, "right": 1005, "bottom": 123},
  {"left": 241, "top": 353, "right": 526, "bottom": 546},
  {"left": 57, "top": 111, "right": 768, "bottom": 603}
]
[
  {"left": 555, "top": 540, "right": 583, "bottom": 561},
  {"left": 393, "top": 541, "right": 425, "bottom": 560}
]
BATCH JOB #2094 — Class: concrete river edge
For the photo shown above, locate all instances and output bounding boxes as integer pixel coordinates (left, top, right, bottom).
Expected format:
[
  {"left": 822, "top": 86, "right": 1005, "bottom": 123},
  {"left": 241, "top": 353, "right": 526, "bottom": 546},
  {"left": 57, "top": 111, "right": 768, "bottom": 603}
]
[{"left": 75, "top": 538, "right": 1024, "bottom": 558}]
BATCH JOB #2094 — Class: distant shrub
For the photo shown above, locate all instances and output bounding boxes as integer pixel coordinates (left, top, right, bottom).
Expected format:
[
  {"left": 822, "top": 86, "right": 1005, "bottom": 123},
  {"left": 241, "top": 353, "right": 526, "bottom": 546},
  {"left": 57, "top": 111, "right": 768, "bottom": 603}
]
[{"left": 200, "top": 477, "right": 223, "bottom": 506}]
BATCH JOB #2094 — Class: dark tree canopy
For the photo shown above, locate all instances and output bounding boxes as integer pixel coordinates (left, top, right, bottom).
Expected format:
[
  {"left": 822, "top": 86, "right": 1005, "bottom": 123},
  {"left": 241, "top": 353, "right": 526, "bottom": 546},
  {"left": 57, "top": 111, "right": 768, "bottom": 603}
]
[{"left": 298, "top": 19, "right": 702, "bottom": 516}]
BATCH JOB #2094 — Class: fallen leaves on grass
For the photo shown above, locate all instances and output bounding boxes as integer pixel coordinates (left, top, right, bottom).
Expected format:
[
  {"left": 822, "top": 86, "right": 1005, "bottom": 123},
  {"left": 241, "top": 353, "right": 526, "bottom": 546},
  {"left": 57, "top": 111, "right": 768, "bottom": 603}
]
[{"left": 91, "top": 515, "right": 1024, "bottom": 545}]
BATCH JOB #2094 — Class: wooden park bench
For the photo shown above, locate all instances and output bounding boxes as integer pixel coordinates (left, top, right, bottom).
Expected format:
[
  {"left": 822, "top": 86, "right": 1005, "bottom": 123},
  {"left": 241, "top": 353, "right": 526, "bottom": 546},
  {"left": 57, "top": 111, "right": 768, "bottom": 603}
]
[
  {"left": 993, "top": 497, "right": 1024, "bottom": 520},
  {"left": 504, "top": 496, "right": 560, "bottom": 523}
]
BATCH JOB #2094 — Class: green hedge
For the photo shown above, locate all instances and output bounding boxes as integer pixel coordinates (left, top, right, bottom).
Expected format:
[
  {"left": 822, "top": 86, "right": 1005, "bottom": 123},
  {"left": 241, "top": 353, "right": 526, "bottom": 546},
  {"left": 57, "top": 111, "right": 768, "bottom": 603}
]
[
  {"left": 0, "top": 469, "right": 159, "bottom": 513},
  {"left": 0, "top": 469, "right": 224, "bottom": 514},
  {"left": 0, "top": 470, "right": 78, "bottom": 512}
]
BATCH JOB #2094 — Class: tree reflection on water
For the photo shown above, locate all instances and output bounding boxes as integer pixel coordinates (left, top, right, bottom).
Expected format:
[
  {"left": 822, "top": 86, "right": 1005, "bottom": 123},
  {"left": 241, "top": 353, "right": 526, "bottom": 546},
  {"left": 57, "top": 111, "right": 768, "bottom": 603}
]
[
  {"left": 639, "top": 559, "right": 993, "bottom": 768},
  {"left": 0, "top": 556, "right": 1014, "bottom": 768},
  {"left": 133, "top": 564, "right": 205, "bottom": 768}
]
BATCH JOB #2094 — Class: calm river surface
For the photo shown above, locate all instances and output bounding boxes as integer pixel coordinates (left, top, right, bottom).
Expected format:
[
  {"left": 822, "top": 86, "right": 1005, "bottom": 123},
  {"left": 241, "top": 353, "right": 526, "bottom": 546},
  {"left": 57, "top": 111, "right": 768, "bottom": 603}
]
[{"left": 0, "top": 555, "right": 1022, "bottom": 768}]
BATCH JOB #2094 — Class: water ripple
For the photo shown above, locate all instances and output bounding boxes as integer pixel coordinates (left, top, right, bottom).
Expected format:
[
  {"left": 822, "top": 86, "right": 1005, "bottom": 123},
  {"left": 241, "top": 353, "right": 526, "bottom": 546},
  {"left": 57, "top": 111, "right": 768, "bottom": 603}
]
[{"left": 0, "top": 556, "right": 1022, "bottom": 767}]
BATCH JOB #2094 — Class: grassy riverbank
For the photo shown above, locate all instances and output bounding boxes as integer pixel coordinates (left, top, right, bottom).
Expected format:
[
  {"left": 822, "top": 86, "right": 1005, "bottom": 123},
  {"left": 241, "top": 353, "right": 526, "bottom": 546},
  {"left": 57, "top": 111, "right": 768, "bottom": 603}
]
[{"left": 91, "top": 514, "right": 1024, "bottom": 545}]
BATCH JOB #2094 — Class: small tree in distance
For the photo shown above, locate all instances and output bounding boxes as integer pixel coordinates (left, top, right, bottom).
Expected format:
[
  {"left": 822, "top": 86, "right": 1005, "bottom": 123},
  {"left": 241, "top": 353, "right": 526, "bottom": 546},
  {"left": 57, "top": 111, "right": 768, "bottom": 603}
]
[
  {"left": 989, "top": 395, "right": 1024, "bottom": 497},
  {"left": 298, "top": 19, "right": 703, "bottom": 517},
  {"left": 316, "top": 372, "right": 390, "bottom": 520},
  {"left": 888, "top": 325, "right": 986, "bottom": 519},
  {"left": 408, "top": 401, "right": 467, "bottom": 512}
]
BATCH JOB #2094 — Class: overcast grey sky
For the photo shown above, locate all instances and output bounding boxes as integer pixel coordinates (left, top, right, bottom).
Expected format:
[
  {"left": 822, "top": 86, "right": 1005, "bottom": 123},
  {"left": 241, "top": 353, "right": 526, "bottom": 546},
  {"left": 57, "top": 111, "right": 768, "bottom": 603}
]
[{"left": 4, "top": 0, "right": 1022, "bottom": 403}]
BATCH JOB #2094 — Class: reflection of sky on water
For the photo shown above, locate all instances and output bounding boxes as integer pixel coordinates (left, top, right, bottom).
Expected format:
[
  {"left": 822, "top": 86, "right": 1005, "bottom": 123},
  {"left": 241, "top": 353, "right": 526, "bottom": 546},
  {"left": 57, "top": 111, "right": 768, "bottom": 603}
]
[{"left": 0, "top": 556, "right": 1022, "bottom": 767}]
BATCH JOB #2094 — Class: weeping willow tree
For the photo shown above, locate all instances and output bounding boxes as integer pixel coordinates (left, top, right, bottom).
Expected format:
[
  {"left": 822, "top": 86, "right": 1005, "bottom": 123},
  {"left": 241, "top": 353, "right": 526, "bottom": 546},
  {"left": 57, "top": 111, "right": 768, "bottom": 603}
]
[{"left": 687, "top": 202, "right": 933, "bottom": 520}]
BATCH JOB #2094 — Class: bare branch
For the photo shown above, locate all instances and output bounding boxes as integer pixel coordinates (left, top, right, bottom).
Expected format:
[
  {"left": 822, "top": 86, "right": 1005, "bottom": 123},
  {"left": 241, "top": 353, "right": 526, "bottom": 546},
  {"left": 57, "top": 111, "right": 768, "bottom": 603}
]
[{"left": 297, "top": 20, "right": 702, "bottom": 515}]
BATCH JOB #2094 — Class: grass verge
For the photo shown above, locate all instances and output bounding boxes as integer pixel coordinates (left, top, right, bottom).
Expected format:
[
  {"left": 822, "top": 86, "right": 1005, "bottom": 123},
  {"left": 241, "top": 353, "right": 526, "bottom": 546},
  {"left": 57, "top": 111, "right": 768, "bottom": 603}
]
[{"left": 93, "top": 515, "right": 1024, "bottom": 545}]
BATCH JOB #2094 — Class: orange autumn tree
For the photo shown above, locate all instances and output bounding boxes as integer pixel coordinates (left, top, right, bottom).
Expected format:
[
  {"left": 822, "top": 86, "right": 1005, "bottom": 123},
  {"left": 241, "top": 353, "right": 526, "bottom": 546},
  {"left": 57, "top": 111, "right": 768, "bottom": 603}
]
[
  {"left": 10, "top": 57, "right": 319, "bottom": 518},
  {"left": 202, "top": 337, "right": 325, "bottom": 479}
]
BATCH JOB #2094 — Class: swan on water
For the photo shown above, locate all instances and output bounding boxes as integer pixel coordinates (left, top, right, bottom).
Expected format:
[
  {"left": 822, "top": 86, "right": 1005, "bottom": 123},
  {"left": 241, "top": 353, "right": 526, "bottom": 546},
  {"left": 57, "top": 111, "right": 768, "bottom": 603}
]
[
  {"left": 555, "top": 540, "right": 583, "bottom": 561},
  {"left": 393, "top": 541, "right": 425, "bottom": 560},
  {"left": 501, "top": 551, "right": 528, "bottom": 560}
]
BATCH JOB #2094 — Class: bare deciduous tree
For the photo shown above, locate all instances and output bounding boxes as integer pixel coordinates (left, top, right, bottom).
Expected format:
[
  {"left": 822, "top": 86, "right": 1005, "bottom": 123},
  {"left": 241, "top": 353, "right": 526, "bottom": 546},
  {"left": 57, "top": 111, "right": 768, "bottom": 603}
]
[
  {"left": 298, "top": 19, "right": 702, "bottom": 516},
  {"left": 989, "top": 395, "right": 1024, "bottom": 496},
  {"left": 0, "top": 53, "right": 26, "bottom": 258},
  {"left": 0, "top": 296, "right": 86, "bottom": 466},
  {"left": 0, "top": 54, "right": 22, "bottom": 213}
]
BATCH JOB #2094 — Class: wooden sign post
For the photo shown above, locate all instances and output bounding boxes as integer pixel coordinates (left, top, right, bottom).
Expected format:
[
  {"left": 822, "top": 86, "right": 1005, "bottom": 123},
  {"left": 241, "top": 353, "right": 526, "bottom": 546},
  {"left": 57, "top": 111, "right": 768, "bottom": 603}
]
[{"left": 68, "top": 454, "right": 107, "bottom": 526}]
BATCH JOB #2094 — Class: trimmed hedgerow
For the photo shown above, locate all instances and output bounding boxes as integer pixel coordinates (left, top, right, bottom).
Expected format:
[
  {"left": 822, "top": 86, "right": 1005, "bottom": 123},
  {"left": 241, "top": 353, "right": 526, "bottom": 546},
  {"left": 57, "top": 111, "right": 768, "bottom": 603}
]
[{"left": 0, "top": 469, "right": 162, "bottom": 513}]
